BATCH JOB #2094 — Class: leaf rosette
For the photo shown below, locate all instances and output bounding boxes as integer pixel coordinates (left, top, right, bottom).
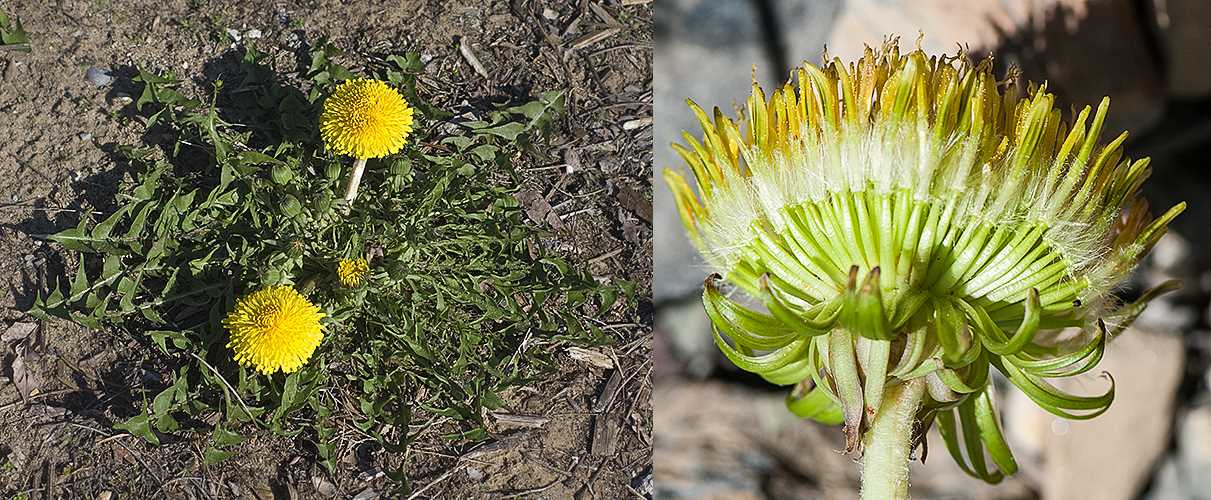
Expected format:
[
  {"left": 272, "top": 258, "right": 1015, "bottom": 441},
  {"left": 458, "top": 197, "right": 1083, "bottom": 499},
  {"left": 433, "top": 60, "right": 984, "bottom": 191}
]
[{"left": 30, "top": 41, "right": 631, "bottom": 478}]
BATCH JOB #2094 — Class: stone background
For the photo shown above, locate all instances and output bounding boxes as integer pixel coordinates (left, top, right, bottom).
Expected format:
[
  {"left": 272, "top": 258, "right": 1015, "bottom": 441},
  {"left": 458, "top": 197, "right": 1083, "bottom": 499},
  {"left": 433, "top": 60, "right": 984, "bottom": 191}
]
[{"left": 654, "top": 0, "right": 1211, "bottom": 498}]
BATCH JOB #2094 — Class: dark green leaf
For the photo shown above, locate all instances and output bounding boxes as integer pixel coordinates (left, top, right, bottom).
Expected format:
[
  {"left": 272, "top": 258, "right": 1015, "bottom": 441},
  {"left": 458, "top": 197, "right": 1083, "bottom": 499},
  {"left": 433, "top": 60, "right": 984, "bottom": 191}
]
[
  {"left": 202, "top": 447, "right": 235, "bottom": 465},
  {"left": 115, "top": 410, "right": 160, "bottom": 445}
]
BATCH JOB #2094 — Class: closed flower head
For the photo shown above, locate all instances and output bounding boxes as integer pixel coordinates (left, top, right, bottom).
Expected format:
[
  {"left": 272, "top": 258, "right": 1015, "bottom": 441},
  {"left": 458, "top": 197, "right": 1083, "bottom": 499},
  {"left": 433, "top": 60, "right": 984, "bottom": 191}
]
[
  {"left": 665, "top": 39, "right": 1183, "bottom": 490},
  {"left": 320, "top": 79, "right": 414, "bottom": 159},
  {"left": 223, "top": 285, "right": 325, "bottom": 375},
  {"left": 337, "top": 257, "right": 369, "bottom": 288}
]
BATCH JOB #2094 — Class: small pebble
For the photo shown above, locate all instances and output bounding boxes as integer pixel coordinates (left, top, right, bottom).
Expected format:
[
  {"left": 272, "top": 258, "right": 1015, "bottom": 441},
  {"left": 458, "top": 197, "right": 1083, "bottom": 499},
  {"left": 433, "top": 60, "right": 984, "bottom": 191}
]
[
  {"left": 78, "top": 132, "right": 92, "bottom": 141},
  {"left": 623, "top": 117, "right": 652, "bottom": 130},
  {"left": 466, "top": 467, "right": 485, "bottom": 481},
  {"left": 351, "top": 488, "right": 378, "bottom": 500},
  {"left": 312, "top": 477, "right": 338, "bottom": 498},
  {"left": 245, "top": 29, "right": 262, "bottom": 39},
  {"left": 542, "top": 8, "right": 559, "bottom": 20},
  {"left": 85, "top": 67, "right": 112, "bottom": 87},
  {"left": 225, "top": 28, "right": 242, "bottom": 41},
  {"left": 1151, "top": 232, "right": 1192, "bottom": 274},
  {"left": 1138, "top": 298, "right": 1198, "bottom": 332}
]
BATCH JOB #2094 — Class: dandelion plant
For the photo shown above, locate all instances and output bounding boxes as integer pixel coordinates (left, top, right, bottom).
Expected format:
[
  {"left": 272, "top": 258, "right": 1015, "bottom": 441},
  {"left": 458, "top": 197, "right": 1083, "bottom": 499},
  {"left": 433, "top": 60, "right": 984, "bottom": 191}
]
[
  {"left": 30, "top": 43, "right": 627, "bottom": 480},
  {"left": 664, "top": 40, "right": 1183, "bottom": 498}
]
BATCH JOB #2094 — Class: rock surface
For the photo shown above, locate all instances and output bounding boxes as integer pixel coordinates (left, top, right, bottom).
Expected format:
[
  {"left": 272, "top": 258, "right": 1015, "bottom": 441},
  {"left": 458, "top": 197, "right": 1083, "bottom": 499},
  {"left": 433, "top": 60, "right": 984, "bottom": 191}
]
[
  {"left": 1175, "top": 405, "right": 1211, "bottom": 499},
  {"left": 654, "top": 298, "right": 716, "bottom": 378},
  {"left": 655, "top": 380, "right": 1038, "bottom": 499},
  {"left": 654, "top": 380, "right": 855, "bottom": 499},
  {"left": 825, "top": 0, "right": 1163, "bottom": 139},
  {"left": 822, "top": 0, "right": 1034, "bottom": 61},
  {"left": 1162, "top": 0, "right": 1211, "bottom": 97},
  {"left": 84, "top": 66, "right": 112, "bottom": 87}
]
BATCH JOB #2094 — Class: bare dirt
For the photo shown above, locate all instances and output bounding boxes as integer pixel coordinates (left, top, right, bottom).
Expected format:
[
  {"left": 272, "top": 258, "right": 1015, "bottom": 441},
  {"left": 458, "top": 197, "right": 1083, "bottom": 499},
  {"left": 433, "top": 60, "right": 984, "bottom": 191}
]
[{"left": 0, "top": 0, "right": 652, "bottom": 498}]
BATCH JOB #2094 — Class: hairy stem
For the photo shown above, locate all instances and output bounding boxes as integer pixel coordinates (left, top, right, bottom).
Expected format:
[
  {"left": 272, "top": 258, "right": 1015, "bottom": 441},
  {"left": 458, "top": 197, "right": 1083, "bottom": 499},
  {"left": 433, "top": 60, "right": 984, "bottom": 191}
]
[
  {"left": 860, "top": 376, "right": 925, "bottom": 500},
  {"left": 341, "top": 157, "right": 369, "bottom": 213}
]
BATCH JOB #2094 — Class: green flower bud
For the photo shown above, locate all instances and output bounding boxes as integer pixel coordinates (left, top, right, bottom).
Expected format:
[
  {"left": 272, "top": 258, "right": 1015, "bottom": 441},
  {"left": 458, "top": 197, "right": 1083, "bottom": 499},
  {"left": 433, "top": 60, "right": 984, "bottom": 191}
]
[
  {"left": 311, "top": 196, "right": 332, "bottom": 215},
  {"left": 271, "top": 163, "right": 294, "bottom": 185},
  {"left": 285, "top": 239, "right": 304, "bottom": 258},
  {"left": 281, "top": 194, "right": 302, "bottom": 218},
  {"left": 389, "top": 157, "right": 411, "bottom": 177},
  {"left": 325, "top": 162, "right": 342, "bottom": 180}
]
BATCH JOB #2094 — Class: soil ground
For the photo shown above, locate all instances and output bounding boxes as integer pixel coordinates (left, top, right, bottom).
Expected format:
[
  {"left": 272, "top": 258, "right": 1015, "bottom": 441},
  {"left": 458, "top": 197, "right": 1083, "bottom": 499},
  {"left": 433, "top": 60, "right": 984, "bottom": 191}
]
[{"left": 0, "top": 0, "right": 652, "bottom": 498}]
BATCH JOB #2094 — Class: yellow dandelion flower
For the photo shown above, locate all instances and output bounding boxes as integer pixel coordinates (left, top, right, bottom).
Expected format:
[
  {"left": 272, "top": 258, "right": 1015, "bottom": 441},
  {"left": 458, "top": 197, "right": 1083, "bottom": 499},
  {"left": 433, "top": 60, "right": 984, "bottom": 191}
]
[
  {"left": 223, "top": 286, "right": 325, "bottom": 375},
  {"left": 320, "top": 78, "right": 415, "bottom": 160},
  {"left": 337, "top": 257, "right": 369, "bottom": 288}
]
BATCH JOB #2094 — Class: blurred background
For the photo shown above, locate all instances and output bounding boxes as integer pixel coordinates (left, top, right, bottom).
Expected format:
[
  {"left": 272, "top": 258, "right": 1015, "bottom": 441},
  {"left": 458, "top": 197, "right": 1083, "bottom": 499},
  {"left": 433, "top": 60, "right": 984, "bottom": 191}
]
[{"left": 653, "top": 0, "right": 1211, "bottom": 499}]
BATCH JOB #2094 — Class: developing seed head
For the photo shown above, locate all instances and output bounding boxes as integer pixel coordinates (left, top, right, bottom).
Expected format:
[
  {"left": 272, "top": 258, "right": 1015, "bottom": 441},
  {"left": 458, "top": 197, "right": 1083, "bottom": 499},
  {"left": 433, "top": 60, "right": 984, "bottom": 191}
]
[{"left": 664, "top": 39, "right": 1184, "bottom": 482}]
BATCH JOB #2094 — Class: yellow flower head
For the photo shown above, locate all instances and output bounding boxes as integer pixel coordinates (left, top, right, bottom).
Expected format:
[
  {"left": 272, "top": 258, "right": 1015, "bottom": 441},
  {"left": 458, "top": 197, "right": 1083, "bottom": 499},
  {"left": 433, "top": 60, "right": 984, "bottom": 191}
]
[
  {"left": 320, "top": 79, "right": 415, "bottom": 159},
  {"left": 223, "top": 285, "right": 325, "bottom": 375},
  {"left": 337, "top": 257, "right": 369, "bottom": 288}
]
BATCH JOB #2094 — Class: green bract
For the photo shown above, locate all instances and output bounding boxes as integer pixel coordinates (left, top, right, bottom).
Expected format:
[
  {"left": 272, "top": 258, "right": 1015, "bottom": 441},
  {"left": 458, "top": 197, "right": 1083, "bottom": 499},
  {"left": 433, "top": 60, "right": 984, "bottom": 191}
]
[
  {"left": 665, "top": 40, "right": 1183, "bottom": 495},
  {"left": 30, "top": 41, "right": 630, "bottom": 480}
]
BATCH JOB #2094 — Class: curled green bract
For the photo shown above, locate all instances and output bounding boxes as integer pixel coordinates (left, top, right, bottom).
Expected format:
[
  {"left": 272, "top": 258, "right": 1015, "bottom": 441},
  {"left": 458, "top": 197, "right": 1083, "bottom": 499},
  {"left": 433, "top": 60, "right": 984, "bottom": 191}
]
[{"left": 667, "top": 38, "right": 1183, "bottom": 491}]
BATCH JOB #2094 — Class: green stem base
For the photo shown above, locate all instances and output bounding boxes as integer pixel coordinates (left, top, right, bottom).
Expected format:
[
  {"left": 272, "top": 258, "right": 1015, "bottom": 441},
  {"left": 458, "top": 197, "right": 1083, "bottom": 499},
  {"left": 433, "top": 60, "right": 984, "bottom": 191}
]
[{"left": 860, "top": 377, "right": 926, "bottom": 500}]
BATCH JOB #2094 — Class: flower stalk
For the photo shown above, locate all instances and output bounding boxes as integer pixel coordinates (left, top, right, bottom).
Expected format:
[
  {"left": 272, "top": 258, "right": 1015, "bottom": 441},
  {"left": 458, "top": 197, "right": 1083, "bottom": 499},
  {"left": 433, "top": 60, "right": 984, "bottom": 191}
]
[
  {"left": 860, "top": 377, "right": 924, "bottom": 500},
  {"left": 341, "top": 157, "right": 368, "bottom": 212}
]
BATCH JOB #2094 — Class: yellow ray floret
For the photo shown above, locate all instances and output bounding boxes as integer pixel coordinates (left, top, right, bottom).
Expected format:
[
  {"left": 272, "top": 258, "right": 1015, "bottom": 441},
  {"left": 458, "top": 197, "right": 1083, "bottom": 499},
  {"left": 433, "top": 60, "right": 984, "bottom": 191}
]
[
  {"left": 223, "top": 285, "right": 325, "bottom": 375},
  {"left": 320, "top": 79, "right": 415, "bottom": 159},
  {"left": 337, "top": 257, "right": 369, "bottom": 288}
]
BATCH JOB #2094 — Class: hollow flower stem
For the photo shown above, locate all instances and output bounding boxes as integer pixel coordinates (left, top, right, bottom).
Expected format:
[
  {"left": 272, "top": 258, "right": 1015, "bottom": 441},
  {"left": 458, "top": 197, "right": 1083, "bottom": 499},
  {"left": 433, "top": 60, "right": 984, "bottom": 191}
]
[
  {"left": 860, "top": 376, "right": 925, "bottom": 500},
  {"left": 341, "top": 157, "right": 369, "bottom": 213}
]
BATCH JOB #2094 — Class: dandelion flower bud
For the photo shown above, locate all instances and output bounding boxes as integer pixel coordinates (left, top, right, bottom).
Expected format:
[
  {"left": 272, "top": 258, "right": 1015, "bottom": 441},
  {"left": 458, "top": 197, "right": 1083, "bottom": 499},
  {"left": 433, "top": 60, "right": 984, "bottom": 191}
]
[{"left": 337, "top": 257, "right": 370, "bottom": 288}]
